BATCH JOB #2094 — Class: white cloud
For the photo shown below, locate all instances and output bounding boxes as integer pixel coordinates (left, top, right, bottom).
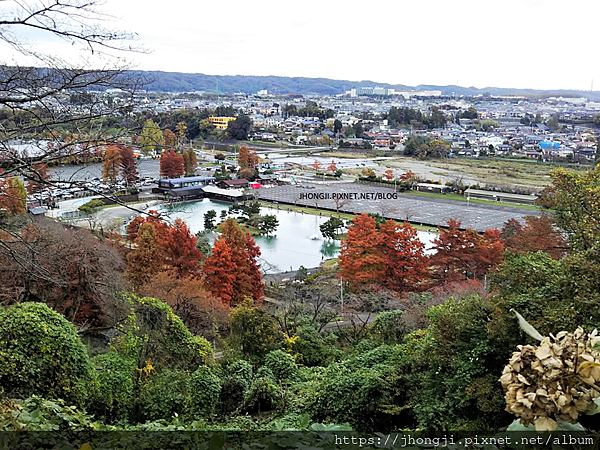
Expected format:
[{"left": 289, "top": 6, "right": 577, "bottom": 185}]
[{"left": 2, "top": 0, "right": 599, "bottom": 90}]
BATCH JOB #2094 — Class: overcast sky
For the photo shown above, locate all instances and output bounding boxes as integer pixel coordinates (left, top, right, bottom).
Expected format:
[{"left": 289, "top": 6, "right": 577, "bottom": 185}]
[{"left": 3, "top": 0, "right": 600, "bottom": 91}]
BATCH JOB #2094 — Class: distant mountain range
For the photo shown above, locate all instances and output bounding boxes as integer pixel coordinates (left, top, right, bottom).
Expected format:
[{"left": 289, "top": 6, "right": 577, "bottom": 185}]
[{"left": 133, "top": 71, "right": 600, "bottom": 101}]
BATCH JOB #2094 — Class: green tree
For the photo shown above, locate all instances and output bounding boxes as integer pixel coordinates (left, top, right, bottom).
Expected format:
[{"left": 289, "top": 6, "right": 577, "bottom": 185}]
[
  {"left": 140, "top": 119, "right": 164, "bottom": 153},
  {"left": 333, "top": 119, "right": 343, "bottom": 135},
  {"left": 403, "top": 135, "right": 432, "bottom": 156},
  {"left": 259, "top": 214, "right": 279, "bottom": 236},
  {"left": 462, "top": 106, "right": 478, "bottom": 119},
  {"left": 547, "top": 114, "right": 559, "bottom": 130},
  {"left": 539, "top": 166, "right": 600, "bottom": 251},
  {"left": 264, "top": 349, "right": 298, "bottom": 382},
  {"left": 227, "top": 113, "right": 252, "bottom": 140},
  {"left": 204, "top": 209, "right": 217, "bottom": 231},
  {"left": 319, "top": 217, "right": 345, "bottom": 240},
  {"left": 229, "top": 297, "right": 281, "bottom": 365}
]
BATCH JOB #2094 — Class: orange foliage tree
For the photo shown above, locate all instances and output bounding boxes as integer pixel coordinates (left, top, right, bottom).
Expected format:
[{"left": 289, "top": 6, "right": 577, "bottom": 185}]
[
  {"left": 163, "top": 129, "right": 178, "bottom": 148},
  {"left": 383, "top": 169, "right": 394, "bottom": 181},
  {"left": 161, "top": 218, "right": 203, "bottom": 278},
  {"left": 238, "top": 145, "right": 250, "bottom": 169},
  {"left": 139, "top": 271, "right": 228, "bottom": 335},
  {"left": 339, "top": 214, "right": 386, "bottom": 287},
  {"left": 501, "top": 215, "right": 566, "bottom": 259},
  {"left": 101, "top": 145, "right": 121, "bottom": 184},
  {"left": 203, "top": 218, "right": 263, "bottom": 306},
  {"left": 327, "top": 160, "right": 337, "bottom": 172},
  {"left": 379, "top": 220, "right": 429, "bottom": 292},
  {"left": 126, "top": 223, "right": 163, "bottom": 290},
  {"left": 339, "top": 214, "right": 430, "bottom": 292},
  {"left": 429, "top": 219, "right": 504, "bottom": 284},
  {"left": 25, "top": 164, "right": 52, "bottom": 195},
  {"left": 0, "top": 176, "right": 27, "bottom": 215},
  {"left": 160, "top": 149, "right": 184, "bottom": 178}
]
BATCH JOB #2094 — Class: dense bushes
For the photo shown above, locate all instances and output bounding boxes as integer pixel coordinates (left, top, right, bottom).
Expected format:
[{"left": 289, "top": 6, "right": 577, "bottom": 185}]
[
  {"left": 189, "top": 366, "right": 221, "bottom": 417},
  {"left": 0, "top": 303, "right": 91, "bottom": 405}
]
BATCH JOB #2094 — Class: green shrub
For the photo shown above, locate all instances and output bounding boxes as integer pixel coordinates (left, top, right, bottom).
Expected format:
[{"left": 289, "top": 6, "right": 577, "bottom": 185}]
[
  {"left": 218, "top": 376, "right": 247, "bottom": 415},
  {"left": 0, "top": 303, "right": 91, "bottom": 404},
  {"left": 292, "top": 327, "right": 341, "bottom": 367},
  {"left": 0, "top": 396, "right": 95, "bottom": 432},
  {"left": 225, "top": 359, "right": 253, "bottom": 391},
  {"left": 189, "top": 366, "right": 221, "bottom": 418},
  {"left": 88, "top": 352, "right": 136, "bottom": 422},
  {"left": 307, "top": 364, "right": 404, "bottom": 431},
  {"left": 136, "top": 369, "right": 190, "bottom": 422},
  {"left": 217, "top": 359, "right": 253, "bottom": 415},
  {"left": 369, "top": 310, "right": 407, "bottom": 344},
  {"left": 264, "top": 349, "right": 298, "bottom": 382},
  {"left": 133, "top": 296, "right": 213, "bottom": 371},
  {"left": 243, "top": 367, "right": 281, "bottom": 414}
]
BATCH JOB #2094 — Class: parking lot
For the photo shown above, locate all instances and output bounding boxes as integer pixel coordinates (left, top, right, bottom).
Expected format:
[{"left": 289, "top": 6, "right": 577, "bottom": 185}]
[{"left": 257, "top": 183, "right": 537, "bottom": 232}]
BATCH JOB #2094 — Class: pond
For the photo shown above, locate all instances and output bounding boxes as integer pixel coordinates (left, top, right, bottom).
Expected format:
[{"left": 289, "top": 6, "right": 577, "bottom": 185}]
[{"left": 158, "top": 199, "right": 436, "bottom": 274}]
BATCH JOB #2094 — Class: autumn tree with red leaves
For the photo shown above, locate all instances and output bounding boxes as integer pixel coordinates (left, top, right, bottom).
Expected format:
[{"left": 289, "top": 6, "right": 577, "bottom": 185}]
[
  {"left": 126, "top": 222, "right": 163, "bottom": 290},
  {"left": 126, "top": 210, "right": 169, "bottom": 242},
  {"left": 203, "top": 218, "right": 263, "bottom": 306},
  {"left": 160, "top": 149, "right": 185, "bottom": 179},
  {"left": 379, "top": 220, "right": 429, "bottom": 292},
  {"left": 383, "top": 169, "right": 394, "bottom": 181},
  {"left": 501, "top": 215, "right": 566, "bottom": 259},
  {"left": 118, "top": 145, "right": 138, "bottom": 187},
  {"left": 339, "top": 214, "right": 386, "bottom": 287},
  {"left": 429, "top": 219, "right": 504, "bottom": 284},
  {"left": 203, "top": 238, "right": 236, "bottom": 305},
  {"left": 161, "top": 218, "right": 203, "bottom": 277},
  {"left": 311, "top": 159, "right": 322, "bottom": 171},
  {"left": 339, "top": 214, "right": 430, "bottom": 292},
  {"left": 327, "top": 160, "right": 337, "bottom": 172},
  {"left": 25, "top": 164, "right": 51, "bottom": 195}
]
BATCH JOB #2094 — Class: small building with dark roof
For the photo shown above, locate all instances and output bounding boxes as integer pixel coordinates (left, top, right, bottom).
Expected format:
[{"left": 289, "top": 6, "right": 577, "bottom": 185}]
[
  {"left": 217, "top": 179, "right": 249, "bottom": 190},
  {"left": 258, "top": 173, "right": 279, "bottom": 185},
  {"left": 155, "top": 176, "right": 216, "bottom": 198}
]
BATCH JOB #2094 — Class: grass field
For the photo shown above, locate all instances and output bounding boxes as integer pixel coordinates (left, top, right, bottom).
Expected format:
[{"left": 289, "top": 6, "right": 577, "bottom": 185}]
[{"left": 423, "top": 158, "right": 590, "bottom": 187}]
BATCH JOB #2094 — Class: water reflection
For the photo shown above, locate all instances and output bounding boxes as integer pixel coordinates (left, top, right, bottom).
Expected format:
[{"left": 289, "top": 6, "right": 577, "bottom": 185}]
[
  {"left": 321, "top": 240, "right": 339, "bottom": 258},
  {"left": 157, "top": 199, "right": 435, "bottom": 274},
  {"left": 158, "top": 199, "right": 340, "bottom": 273}
]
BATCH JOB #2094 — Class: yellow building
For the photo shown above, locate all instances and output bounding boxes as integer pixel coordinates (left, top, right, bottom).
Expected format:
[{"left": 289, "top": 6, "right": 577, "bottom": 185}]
[{"left": 209, "top": 116, "right": 236, "bottom": 129}]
